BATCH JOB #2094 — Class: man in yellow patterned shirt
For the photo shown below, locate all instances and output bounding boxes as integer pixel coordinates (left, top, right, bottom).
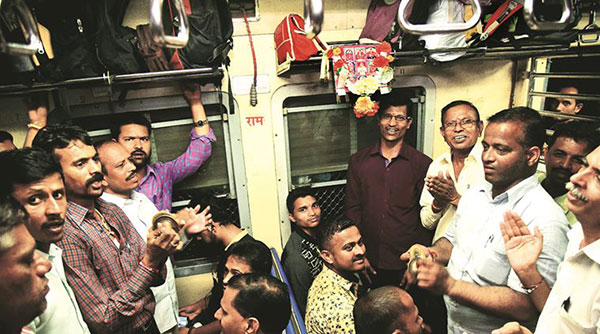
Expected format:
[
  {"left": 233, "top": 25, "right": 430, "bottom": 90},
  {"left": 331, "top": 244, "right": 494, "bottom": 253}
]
[{"left": 305, "top": 217, "right": 366, "bottom": 334}]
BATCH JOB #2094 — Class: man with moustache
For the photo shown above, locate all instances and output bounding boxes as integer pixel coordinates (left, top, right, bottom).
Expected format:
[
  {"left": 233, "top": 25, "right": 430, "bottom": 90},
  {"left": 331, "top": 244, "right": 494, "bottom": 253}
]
[
  {"left": 354, "top": 286, "right": 430, "bottom": 334},
  {"left": 0, "top": 198, "right": 52, "bottom": 334},
  {"left": 305, "top": 217, "right": 367, "bottom": 334},
  {"left": 111, "top": 85, "right": 215, "bottom": 211},
  {"left": 420, "top": 100, "right": 485, "bottom": 243},
  {"left": 97, "top": 140, "right": 210, "bottom": 334},
  {"left": 0, "top": 148, "right": 90, "bottom": 333},
  {"left": 538, "top": 121, "right": 599, "bottom": 226},
  {"left": 492, "top": 143, "right": 600, "bottom": 334},
  {"left": 282, "top": 187, "right": 323, "bottom": 316},
  {"left": 403, "top": 107, "right": 569, "bottom": 334},
  {"left": 33, "top": 124, "right": 182, "bottom": 334}
]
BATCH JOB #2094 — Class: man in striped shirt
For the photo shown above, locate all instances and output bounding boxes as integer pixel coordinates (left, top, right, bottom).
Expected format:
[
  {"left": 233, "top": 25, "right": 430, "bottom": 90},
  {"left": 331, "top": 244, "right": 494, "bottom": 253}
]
[
  {"left": 33, "top": 124, "right": 182, "bottom": 334},
  {"left": 111, "top": 85, "right": 216, "bottom": 211}
]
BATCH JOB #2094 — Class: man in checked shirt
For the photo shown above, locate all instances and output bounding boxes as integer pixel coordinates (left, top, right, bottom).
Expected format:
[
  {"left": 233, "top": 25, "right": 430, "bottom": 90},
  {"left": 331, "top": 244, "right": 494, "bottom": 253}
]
[
  {"left": 111, "top": 83, "right": 216, "bottom": 211},
  {"left": 33, "top": 124, "right": 183, "bottom": 334}
]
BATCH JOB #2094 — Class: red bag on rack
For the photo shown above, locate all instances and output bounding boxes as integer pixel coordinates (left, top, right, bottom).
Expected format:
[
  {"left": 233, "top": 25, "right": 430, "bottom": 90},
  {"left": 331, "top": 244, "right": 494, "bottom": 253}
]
[{"left": 274, "top": 13, "right": 327, "bottom": 74}]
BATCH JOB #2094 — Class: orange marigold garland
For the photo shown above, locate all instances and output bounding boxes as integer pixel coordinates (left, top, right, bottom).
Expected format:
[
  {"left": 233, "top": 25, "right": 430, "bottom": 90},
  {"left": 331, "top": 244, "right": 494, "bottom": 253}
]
[{"left": 328, "top": 42, "right": 395, "bottom": 118}]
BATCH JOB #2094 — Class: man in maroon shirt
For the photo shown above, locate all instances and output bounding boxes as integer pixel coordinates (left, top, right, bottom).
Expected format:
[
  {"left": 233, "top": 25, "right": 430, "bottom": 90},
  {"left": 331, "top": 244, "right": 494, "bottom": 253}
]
[{"left": 345, "top": 93, "right": 444, "bottom": 332}]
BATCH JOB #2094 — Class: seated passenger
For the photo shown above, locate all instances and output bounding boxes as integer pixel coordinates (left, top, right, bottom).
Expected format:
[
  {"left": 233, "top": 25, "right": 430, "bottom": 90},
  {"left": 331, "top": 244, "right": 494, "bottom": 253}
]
[
  {"left": 185, "top": 239, "right": 272, "bottom": 334},
  {"left": 420, "top": 100, "right": 485, "bottom": 243},
  {"left": 215, "top": 274, "right": 291, "bottom": 334},
  {"left": 305, "top": 217, "right": 367, "bottom": 334},
  {"left": 282, "top": 187, "right": 323, "bottom": 316},
  {"left": 0, "top": 148, "right": 90, "bottom": 333},
  {"left": 354, "top": 286, "right": 430, "bottom": 334},
  {"left": 402, "top": 107, "right": 569, "bottom": 333},
  {"left": 0, "top": 130, "right": 17, "bottom": 152},
  {"left": 493, "top": 143, "right": 600, "bottom": 333},
  {"left": 0, "top": 198, "right": 52, "bottom": 334},
  {"left": 180, "top": 201, "right": 254, "bottom": 329},
  {"left": 33, "top": 124, "right": 182, "bottom": 334},
  {"left": 538, "top": 121, "right": 600, "bottom": 225},
  {"left": 97, "top": 140, "right": 210, "bottom": 334},
  {"left": 111, "top": 84, "right": 216, "bottom": 211}
]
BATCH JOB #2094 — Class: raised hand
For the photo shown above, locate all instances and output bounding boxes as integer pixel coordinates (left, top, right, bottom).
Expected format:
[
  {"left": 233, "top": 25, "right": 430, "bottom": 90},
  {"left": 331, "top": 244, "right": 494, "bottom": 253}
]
[{"left": 500, "top": 211, "right": 543, "bottom": 274}]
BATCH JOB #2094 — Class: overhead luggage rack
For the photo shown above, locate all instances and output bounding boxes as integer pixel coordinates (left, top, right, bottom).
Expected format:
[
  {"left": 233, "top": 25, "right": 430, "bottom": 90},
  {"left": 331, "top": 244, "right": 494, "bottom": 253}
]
[{"left": 0, "top": 66, "right": 224, "bottom": 96}]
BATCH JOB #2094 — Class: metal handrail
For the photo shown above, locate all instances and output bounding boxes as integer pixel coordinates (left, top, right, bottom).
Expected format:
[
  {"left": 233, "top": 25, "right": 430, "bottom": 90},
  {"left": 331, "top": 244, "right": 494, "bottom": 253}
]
[
  {"left": 523, "top": 0, "right": 575, "bottom": 30},
  {"left": 149, "top": 0, "right": 189, "bottom": 48},
  {"left": 0, "top": 0, "right": 41, "bottom": 55},
  {"left": 397, "top": 0, "right": 482, "bottom": 34},
  {"left": 304, "top": 0, "right": 323, "bottom": 39}
]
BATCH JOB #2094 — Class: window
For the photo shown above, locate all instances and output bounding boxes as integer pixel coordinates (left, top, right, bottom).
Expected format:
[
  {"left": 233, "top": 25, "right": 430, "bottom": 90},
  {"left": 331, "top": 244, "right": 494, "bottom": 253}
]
[{"left": 273, "top": 78, "right": 435, "bottom": 244}]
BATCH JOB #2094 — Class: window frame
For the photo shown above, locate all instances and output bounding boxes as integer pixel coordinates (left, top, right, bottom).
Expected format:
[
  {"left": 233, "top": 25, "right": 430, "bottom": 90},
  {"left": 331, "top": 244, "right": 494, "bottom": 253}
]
[{"left": 272, "top": 76, "right": 436, "bottom": 245}]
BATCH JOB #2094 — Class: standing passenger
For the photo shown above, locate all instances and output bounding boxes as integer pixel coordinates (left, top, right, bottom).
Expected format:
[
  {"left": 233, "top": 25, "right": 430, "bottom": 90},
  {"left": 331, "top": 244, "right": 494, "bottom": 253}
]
[
  {"left": 98, "top": 141, "right": 209, "bottom": 334},
  {"left": 538, "top": 121, "right": 600, "bottom": 226},
  {"left": 111, "top": 84, "right": 216, "bottom": 211},
  {"left": 0, "top": 198, "right": 52, "bottom": 334},
  {"left": 33, "top": 124, "right": 182, "bottom": 334},
  {"left": 404, "top": 107, "right": 569, "bottom": 334},
  {"left": 0, "top": 148, "right": 90, "bottom": 334},
  {"left": 420, "top": 100, "right": 485, "bottom": 242}
]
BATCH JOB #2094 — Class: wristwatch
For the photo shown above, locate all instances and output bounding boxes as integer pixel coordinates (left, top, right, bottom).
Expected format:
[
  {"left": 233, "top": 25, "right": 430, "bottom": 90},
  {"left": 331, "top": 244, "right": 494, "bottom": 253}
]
[{"left": 194, "top": 119, "right": 209, "bottom": 127}]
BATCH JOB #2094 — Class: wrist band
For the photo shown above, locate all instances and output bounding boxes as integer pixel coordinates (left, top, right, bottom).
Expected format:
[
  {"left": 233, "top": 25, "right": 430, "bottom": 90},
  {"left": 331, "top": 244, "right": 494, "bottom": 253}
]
[
  {"left": 522, "top": 277, "right": 544, "bottom": 294},
  {"left": 27, "top": 123, "right": 44, "bottom": 130}
]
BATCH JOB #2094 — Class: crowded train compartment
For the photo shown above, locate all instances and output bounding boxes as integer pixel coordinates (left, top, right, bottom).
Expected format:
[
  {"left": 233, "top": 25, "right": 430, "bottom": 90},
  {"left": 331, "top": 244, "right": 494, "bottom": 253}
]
[{"left": 1, "top": 0, "right": 599, "bottom": 332}]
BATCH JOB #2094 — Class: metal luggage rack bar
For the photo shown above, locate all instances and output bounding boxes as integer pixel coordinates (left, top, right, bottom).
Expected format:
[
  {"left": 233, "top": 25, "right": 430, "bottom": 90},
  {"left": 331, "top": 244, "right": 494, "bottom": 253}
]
[{"left": 0, "top": 67, "right": 224, "bottom": 96}]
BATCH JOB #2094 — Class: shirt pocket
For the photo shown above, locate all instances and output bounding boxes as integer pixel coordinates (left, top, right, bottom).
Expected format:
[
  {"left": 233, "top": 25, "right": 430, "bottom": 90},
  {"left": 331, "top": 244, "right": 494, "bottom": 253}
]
[
  {"left": 558, "top": 306, "right": 596, "bottom": 334},
  {"left": 472, "top": 236, "right": 511, "bottom": 286}
]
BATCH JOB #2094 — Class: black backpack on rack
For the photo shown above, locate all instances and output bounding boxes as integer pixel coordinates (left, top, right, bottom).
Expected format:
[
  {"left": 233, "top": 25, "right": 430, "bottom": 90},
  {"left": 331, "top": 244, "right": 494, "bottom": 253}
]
[{"left": 162, "top": 0, "right": 234, "bottom": 69}]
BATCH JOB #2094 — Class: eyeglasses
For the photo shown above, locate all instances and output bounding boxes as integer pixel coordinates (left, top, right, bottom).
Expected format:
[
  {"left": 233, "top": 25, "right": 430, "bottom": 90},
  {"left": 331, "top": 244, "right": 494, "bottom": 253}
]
[
  {"left": 444, "top": 118, "right": 479, "bottom": 129},
  {"left": 381, "top": 114, "right": 411, "bottom": 123}
]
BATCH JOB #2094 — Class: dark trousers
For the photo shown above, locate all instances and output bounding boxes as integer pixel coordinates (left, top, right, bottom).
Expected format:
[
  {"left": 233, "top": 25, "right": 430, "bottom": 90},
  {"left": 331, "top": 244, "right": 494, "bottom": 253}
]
[{"left": 371, "top": 268, "right": 448, "bottom": 334}]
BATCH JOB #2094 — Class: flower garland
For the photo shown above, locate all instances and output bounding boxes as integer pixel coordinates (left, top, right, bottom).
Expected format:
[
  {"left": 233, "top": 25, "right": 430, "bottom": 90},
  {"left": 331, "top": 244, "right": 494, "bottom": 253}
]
[{"left": 327, "top": 42, "right": 395, "bottom": 118}]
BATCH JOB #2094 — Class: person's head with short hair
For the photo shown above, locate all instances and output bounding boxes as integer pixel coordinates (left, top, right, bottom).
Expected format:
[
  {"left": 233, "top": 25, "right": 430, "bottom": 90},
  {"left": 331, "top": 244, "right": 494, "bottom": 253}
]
[
  {"left": 354, "top": 286, "right": 428, "bottom": 334},
  {"left": 0, "top": 130, "right": 17, "bottom": 152},
  {"left": 317, "top": 217, "right": 366, "bottom": 277},
  {"left": 286, "top": 187, "right": 321, "bottom": 236},
  {"left": 215, "top": 273, "right": 291, "bottom": 334},
  {"left": 544, "top": 121, "right": 600, "bottom": 194},
  {"left": 222, "top": 240, "right": 272, "bottom": 287},
  {"left": 0, "top": 148, "right": 66, "bottom": 253},
  {"left": 0, "top": 197, "right": 52, "bottom": 334},
  {"left": 440, "top": 100, "right": 483, "bottom": 155},
  {"left": 197, "top": 198, "right": 239, "bottom": 245},
  {"left": 377, "top": 93, "right": 413, "bottom": 145},
  {"left": 32, "top": 124, "right": 104, "bottom": 204},
  {"left": 110, "top": 113, "right": 152, "bottom": 171},
  {"left": 96, "top": 140, "right": 139, "bottom": 199},
  {"left": 555, "top": 86, "right": 583, "bottom": 115},
  {"left": 483, "top": 107, "right": 545, "bottom": 197}
]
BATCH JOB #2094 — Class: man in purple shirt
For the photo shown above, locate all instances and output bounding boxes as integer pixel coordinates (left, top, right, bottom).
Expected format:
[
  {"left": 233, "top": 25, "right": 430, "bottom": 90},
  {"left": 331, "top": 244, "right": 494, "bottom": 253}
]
[
  {"left": 111, "top": 84, "right": 216, "bottom": 211},
  {"left": 345, "top": 93, "right": 444, "bottom": 333}
]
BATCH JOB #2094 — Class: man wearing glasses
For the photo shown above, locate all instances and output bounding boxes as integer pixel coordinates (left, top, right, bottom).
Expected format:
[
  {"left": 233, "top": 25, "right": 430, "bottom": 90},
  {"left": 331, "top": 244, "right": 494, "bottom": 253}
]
[
  {"left": 420, "top": 100, "right": 485, "bottom": 243},
  {"left": 344, "top": 92, "right": 436, "bottom": 329}
]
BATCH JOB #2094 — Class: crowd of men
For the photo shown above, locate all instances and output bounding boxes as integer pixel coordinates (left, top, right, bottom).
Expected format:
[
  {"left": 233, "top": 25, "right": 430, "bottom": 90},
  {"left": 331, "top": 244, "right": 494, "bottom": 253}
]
[{"left": 1, "top": 86, "right": 600, "bottom": 334}]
